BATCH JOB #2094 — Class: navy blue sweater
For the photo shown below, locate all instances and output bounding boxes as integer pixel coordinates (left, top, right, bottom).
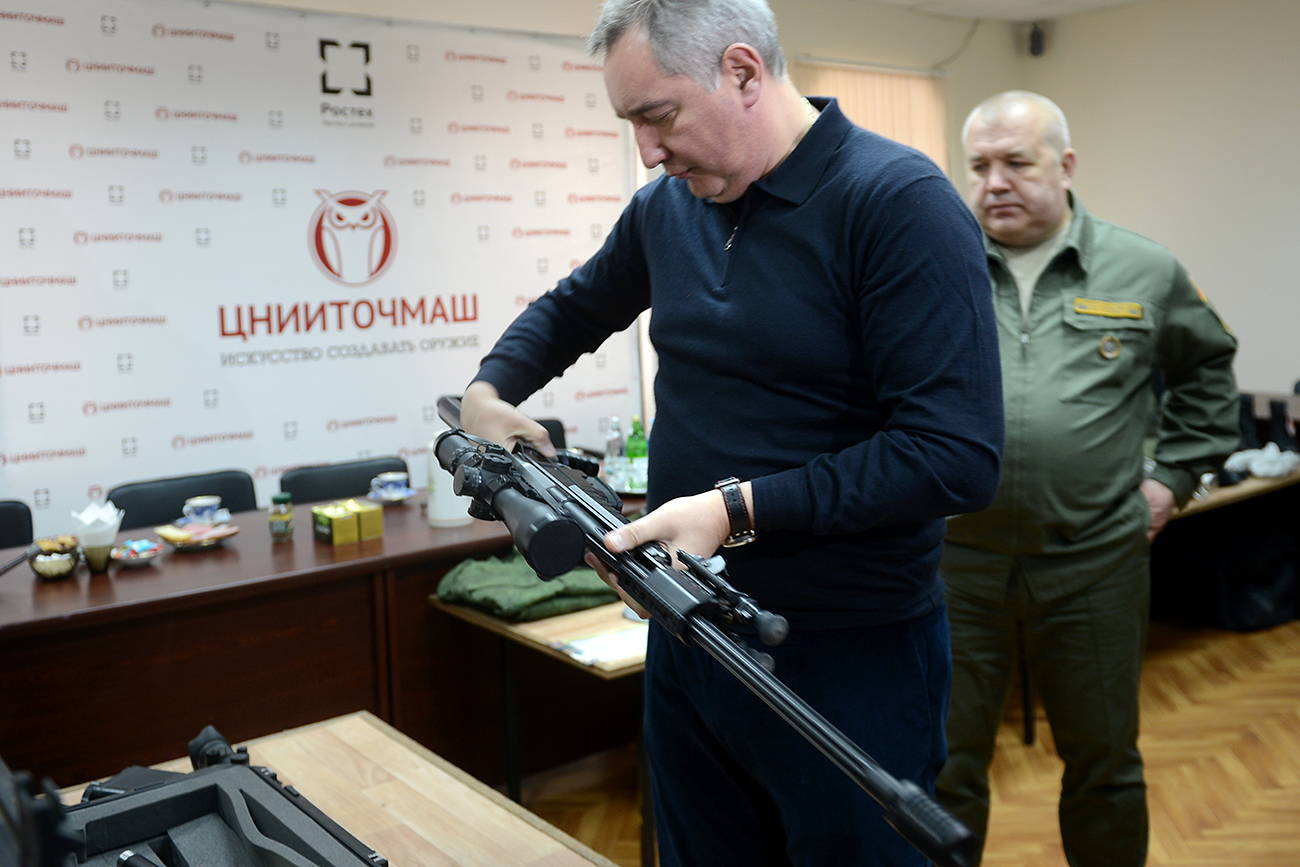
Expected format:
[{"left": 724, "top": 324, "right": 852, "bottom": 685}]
[{"left": 476, "top": 98, "right": 1003, "bottom": 629}]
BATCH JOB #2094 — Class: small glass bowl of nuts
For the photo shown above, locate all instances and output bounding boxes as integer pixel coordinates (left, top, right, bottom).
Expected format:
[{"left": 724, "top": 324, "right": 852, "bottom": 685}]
[{"left": 29, "top": 534, "right": 81, "bottom": 580}]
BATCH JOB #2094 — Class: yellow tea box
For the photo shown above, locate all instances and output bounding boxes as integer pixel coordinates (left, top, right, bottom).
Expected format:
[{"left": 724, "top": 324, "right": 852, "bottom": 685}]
[
  {"left": 312, "top": 503, "right": 358, "bottom": 545},
  {"left": 344, "top": 498, "right": 384, "bottom": 540}
]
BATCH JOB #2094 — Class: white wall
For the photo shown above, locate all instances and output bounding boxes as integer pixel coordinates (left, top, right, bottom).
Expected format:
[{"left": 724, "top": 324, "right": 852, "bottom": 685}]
[
  {"left": 1021, "top": 0, "right": 1299, "bottom": 394},
  {"left": 230, "top": 0, "right": 1298, "bottom": 394}
]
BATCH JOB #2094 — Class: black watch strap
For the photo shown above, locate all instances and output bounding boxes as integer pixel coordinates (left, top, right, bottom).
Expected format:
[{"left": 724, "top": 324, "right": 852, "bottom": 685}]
[{"left": 714, "top": 477, "right": 756, "bottom": 548}]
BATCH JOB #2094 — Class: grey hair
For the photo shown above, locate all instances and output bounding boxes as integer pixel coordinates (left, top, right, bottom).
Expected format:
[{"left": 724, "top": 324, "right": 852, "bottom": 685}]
[
  {"left": 589, "top": 0, "right": 786, "bottom": 91},
  {"left": 962, "top": 90, "right": 1072, "bottom": 156}
]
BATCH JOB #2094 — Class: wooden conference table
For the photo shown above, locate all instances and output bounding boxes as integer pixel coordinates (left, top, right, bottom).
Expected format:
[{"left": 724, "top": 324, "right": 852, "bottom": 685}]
[
  {"left": 60, "top": 711, "right": 617, "bottom": 867},
  {"left": 1173, "top": 467, "right": 1300, "bottom": 518},
  {"left": 5, "top": 471, "right": 1295, "bottom": 792},
  {"left": 0, "top": 491, "right": 645, "bottom": 791}
]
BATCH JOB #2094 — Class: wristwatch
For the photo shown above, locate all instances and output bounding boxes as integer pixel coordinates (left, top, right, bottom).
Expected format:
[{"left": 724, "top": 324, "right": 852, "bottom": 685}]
[{"left": 714, "top": 477, "right": 756, "bottom": 548}]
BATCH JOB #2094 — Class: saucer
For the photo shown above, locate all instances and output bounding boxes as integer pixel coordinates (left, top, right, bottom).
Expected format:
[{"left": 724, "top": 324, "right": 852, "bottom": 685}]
[
  {"left": 176, "top": 509, "right": 231, "bottom": 527},
  {"left": 367, "top": 486, "right": 417, "bottom": 504}
]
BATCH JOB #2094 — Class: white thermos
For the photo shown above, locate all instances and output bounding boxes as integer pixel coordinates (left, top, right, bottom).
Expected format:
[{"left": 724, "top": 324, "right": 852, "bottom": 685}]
[{"left": 427, "top": 438, "right": 473, "bottom": 527}]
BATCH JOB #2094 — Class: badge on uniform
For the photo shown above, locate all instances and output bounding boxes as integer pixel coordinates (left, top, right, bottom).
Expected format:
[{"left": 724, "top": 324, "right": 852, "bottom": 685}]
[
  {"left": 1074, "top": 297, "right": 1142, "bottom": 319},
  {"left": 1099, "top": 334, "right": 1122, "bottom": 359}
]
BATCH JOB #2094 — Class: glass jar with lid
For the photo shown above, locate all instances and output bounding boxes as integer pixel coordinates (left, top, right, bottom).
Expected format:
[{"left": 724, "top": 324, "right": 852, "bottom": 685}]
[{"left": 268, "top": 492, "right": 294, "bottom": 541}]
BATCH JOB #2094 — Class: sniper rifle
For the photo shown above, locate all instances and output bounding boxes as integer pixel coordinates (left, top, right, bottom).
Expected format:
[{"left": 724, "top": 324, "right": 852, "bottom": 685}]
[{"left": 433, "top": 395, "right": 976, "bottom": 867}]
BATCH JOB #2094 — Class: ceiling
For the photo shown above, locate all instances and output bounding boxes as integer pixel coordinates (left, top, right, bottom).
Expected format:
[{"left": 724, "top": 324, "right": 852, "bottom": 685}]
[{"left": 865, "top": 0, "right": 1147, "bottom": 21}]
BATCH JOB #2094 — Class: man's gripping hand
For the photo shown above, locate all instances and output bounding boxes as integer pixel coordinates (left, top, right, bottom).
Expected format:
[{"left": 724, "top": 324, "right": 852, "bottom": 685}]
[
  {"left": 583, "top": 485, "right": 745, "bottom": 618},
  {"left": 459, "top": 380, "right": 557, "bottom": 458}
]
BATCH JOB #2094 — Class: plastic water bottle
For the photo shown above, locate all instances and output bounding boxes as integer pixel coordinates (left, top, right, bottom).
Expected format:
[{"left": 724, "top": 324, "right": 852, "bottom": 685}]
[{"left": 604, "top": 415, "right": 628, "bottom": 491}]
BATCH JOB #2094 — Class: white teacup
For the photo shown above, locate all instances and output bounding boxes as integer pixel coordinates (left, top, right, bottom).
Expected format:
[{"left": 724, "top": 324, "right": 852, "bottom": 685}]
[
  {"left": 183, "top": 495, "right": 223, "bottom": 524},
  {"left": 371, "top": 471, "right": 409, "bottom": 499}
]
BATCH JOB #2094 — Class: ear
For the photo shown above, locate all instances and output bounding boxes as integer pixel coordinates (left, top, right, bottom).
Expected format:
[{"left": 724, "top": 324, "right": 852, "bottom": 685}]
[
  {"left": 1059, "top": 147, "right": 1077, "bottom": 188},
  {"left": 721, "top": 43, "right": 764, "bottom": 108}
]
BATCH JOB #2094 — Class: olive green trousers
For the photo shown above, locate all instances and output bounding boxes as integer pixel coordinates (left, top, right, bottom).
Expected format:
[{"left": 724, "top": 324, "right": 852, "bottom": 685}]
[{"left": 936, "top": 541, "right": 1150, "bottom": 867}]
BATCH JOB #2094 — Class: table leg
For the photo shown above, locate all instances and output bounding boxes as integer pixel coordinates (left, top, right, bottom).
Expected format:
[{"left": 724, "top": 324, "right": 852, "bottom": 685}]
[
  {"left": 501, "top": 637, "right": 523, "bottom": 803},
  {"left": 1020, "top": 651, "right": 1035, "bottom": 746}
]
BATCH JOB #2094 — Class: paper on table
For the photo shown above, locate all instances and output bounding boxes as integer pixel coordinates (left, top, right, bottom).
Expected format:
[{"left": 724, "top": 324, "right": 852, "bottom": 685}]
[{"left": 555, "top": 623, "right": 648, "bottom": 666}]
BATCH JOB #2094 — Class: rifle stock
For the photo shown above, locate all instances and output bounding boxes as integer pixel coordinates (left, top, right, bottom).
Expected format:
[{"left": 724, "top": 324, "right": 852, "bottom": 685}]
[{"left": 434, "top": 395, "right": 976, "bottom": 867}]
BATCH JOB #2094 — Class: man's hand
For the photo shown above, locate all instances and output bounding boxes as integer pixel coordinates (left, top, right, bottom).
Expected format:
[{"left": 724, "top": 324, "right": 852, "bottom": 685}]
[
  {"left": 459, "top": 381, "right": 557, "bottom": 457},
  {"left": 1140, "top": 478, "right": 1176, "bottom": 542},
  {"left": 583, "top": 485, "right": 749, "bottom": 618}
]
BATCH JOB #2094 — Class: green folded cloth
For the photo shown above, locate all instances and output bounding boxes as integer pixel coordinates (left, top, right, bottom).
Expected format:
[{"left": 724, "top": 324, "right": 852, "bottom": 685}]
[{"left": 435, "top": 548, "right": 619, "bottom": 622}]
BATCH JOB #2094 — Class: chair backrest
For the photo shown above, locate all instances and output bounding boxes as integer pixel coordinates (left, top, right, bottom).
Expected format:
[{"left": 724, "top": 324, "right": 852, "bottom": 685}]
[
  {"left": 279, "top": 456, "right": 409, "bottom": 505},
  {"left": 107, "top": 470, "right": 258, "bottom": 531},
  {"left": 0, "top": 500, "right": 34, "bottom": 549}
]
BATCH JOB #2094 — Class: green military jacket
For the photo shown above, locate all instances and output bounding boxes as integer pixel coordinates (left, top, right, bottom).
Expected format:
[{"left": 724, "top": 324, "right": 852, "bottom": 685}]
[{"left": 943, "top": 196, "right": 1238, "bottom": 601}]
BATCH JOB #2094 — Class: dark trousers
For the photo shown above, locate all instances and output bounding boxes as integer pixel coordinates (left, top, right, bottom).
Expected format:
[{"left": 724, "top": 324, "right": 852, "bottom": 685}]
[
  {"left": 643, "top": 604, "right": 951, "bottom": 867},
  {"left": 937, "top": 546, "right": 1150, "bottom": 867}
]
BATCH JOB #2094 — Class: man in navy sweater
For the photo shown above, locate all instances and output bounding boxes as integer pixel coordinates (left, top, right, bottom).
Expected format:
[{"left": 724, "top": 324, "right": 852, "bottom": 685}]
[{"left": 458, "top": 0, "right": 1003, "bottom": 863}]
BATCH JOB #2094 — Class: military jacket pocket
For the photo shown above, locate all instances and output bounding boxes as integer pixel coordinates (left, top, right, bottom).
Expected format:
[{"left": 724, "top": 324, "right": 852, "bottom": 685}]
[{"left": 1059, "top": 295, "right": 1155, "bottom": 405}]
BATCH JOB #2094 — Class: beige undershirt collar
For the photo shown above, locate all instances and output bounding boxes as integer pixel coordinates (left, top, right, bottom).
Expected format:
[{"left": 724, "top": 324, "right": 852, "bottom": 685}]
[{"left": 997, "top": 208, "right": 1073, "bottom": 319}]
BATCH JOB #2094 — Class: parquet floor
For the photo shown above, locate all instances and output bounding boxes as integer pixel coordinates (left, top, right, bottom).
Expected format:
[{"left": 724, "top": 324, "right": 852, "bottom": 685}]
[{"left": 523, "top": 617, "right": 1300, "bottom": 867}]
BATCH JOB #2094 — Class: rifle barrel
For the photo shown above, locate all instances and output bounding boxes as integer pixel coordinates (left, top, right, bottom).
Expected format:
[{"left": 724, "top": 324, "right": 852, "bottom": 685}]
[{"left": 688, "top": 618, "right": 977, "bottom": 867}]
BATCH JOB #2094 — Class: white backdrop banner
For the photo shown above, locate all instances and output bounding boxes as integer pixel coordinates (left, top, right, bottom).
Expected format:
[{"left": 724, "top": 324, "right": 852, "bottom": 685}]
[{"left": 0, "top": 0, "right": 641, "bottom": 537}]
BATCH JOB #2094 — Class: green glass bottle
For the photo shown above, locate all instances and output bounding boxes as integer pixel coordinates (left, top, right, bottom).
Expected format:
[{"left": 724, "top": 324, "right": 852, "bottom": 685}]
[{"left": 627, "top": 414, "right": 648, "bottom": 492}]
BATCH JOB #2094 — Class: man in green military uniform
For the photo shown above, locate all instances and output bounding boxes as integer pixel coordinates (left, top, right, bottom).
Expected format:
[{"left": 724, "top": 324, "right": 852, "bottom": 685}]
[{"left": 936, "top": 91, "right": 1239, "bottom": 867}]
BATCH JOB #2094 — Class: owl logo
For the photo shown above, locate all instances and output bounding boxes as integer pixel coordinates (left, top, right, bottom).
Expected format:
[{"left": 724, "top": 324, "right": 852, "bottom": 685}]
[{"left": 309, "top": 189, "right": 397, "bottom": 285}]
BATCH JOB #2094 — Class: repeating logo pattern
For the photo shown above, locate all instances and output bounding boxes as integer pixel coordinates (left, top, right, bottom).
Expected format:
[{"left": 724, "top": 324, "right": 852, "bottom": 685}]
[{"left": 2, "top": 3, "right": 635, "bottom": 538}]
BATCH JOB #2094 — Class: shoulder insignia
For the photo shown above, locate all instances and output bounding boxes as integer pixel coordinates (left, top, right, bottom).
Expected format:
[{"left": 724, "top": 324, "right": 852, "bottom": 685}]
[{"left": 1191, "top": 279, "right": 1233, "bottom": 334}]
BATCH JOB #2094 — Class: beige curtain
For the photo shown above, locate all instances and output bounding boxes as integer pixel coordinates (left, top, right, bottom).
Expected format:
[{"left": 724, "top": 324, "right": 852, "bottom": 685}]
[{"left": 792, "top": 62, "right": 948, "bottom": 173}]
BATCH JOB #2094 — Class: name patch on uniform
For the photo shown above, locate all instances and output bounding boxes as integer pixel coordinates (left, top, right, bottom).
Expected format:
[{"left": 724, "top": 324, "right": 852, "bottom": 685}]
[{"left": 1074, "top": 297, "right": 1143, "bottom": 319}]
